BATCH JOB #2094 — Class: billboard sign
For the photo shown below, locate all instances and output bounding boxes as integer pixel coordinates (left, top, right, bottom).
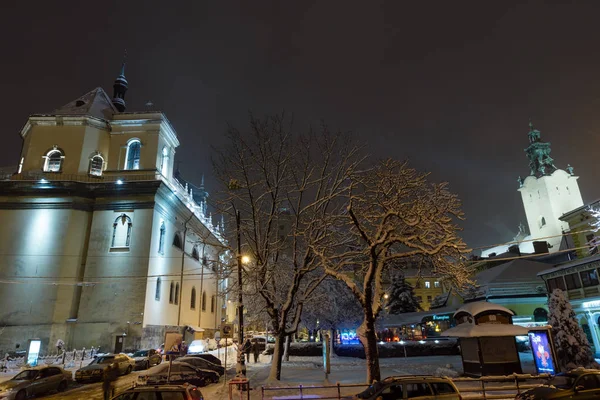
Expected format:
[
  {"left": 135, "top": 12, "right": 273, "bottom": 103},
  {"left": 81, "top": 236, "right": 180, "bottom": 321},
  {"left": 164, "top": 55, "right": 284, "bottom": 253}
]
[
  {"left": 528, "top": 330, "right": 556, "bottom": 374},
  {"left": 26, "top": 339, "right": 41, "bottom": 366}
]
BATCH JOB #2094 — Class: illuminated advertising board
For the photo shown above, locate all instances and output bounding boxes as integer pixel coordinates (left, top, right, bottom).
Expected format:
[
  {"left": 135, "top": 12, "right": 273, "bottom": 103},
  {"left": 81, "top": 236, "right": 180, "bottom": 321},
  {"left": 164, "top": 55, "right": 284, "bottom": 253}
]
[
  {"left": 528, "top": 330, "right": 556, "bottom": 374},
  {"left": 26, "top": 339, "right": 41, "bottom": 366}
]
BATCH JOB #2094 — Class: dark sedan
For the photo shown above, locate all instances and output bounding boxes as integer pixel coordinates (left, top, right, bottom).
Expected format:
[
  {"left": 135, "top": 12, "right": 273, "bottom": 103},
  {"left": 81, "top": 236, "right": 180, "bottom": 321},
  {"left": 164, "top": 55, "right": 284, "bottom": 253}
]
[
  {"left": 137, "top": 362, "right": 219, "bottom": 387},
  {"left": 516, "top": 369, "right": 600, "bottom": 400},
  {"left": 179, "top": 356, "right": 224, "bottom": 376}
]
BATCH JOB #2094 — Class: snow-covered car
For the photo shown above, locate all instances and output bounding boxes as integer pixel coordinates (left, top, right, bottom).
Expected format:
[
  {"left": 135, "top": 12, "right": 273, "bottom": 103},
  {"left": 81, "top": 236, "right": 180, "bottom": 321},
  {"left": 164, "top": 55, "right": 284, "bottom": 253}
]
[
  {"left": 131, "top": 349, "right": 162, "bottom": 370},
  {"left": 355, "top": 375, "right": 461, "bottom": 400},
  {"left": 0, "top": 366, "right": 70, "bottom": 400},
  {"left": 179, "top": 356, "right": 224, "bottom": 376},
  {"left": 187, "top": 339, "right": 217, "bottom": 354},
  {"left": 75, "top": 353, "right": 135, "bottom": 382},
  {"left": 137, "top": 361, "right": 219, "bottom": 387},
  {"left": 111, "top": 383, "right": 204, "bottom": 400},
  {"left": 516, "top": 369, "right": 600, "bottom": 400}
]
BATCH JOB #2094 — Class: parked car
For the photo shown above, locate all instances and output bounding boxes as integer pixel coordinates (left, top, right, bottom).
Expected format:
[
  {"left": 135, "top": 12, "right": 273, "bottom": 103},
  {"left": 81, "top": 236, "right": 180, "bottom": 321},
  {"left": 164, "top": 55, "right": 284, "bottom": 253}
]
[
  {"left": 187, "top": 339, "right": 217, "bottom": 354},
  {"left": 179, "top": 356, "right": 225, "bottom": 376},
  {"left": 131, "top": 349, "right": 162, "bottom": 370},
  {"left": 185, "top": 353, "right": 222, "bottom": 366},
  {"left": 75, "top": 353, "right": 135, "bottom": 382},
  {"left": 137, "top": 361, "right": 220, "bottom": 387},
  {"left": 516, "top": 369, "right": 600, "bottom": 400},
  {"left": 355, "top": 375, "right": 461, "bottom": 400},
  {"left": 0, "top": 365, "right": 70, "bottom": 400},
  {"left": 111, "top": 383, "right": 204, "bottom": 400}
]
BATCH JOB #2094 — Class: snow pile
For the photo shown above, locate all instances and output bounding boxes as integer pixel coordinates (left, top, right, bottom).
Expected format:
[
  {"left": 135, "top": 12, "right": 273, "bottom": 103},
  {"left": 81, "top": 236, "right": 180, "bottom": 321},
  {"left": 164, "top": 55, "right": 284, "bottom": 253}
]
[{"left": 548, "top": 289, "right": 600, "bottom": 370}]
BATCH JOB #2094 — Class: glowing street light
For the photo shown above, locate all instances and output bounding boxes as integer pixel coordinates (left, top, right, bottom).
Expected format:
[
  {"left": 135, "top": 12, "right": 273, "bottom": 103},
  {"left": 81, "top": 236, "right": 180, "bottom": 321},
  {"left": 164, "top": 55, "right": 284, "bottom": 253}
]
[{"left": 241, "top": 255, "right": 251, "bottom": 265}]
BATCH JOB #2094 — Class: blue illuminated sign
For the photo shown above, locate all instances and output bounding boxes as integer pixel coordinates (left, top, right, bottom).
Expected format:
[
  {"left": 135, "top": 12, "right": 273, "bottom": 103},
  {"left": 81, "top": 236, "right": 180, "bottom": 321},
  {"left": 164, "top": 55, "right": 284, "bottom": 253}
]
[{"left": 528, "top": 330, "right": 556, "bottom": 374}]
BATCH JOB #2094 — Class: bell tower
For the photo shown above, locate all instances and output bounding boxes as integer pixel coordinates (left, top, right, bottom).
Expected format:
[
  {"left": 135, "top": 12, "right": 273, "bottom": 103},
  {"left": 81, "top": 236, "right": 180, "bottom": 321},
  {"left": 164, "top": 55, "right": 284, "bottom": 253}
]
[{"left": 518, "top": 122, "right": 583, "bottom": 251}]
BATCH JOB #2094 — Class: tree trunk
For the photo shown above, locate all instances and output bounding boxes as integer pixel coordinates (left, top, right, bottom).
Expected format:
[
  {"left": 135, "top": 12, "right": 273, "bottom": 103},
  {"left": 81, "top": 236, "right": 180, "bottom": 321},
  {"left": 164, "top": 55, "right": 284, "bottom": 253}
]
[
  {"left": 268, "top": 332, "right": 286, "bottom": 381},
  {"left": 357, "top": 313, "right": 380, "bottom": 383},
  {"left": 283, "top": 335, "right": 291, "bottom": 361}
]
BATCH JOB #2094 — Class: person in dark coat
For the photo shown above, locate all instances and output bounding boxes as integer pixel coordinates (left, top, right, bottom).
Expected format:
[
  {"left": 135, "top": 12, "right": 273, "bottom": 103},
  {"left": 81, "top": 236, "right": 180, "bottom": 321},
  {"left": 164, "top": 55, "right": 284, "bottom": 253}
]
[
  {"left": 251, "top": 339, "right": 260, "bottom": 363},
  {"left": 102, "top": 364, "right": 117, "bottom": 400},
  {"left": 242, "top": 337, "right": 252, "bottom": 363}
]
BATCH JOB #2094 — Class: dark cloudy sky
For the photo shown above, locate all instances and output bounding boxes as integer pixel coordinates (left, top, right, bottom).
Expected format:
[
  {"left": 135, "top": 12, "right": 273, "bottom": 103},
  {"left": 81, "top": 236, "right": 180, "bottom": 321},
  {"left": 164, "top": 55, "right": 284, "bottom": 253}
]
[{"left": 2, "top": 0, "right": 600, "bottom": 252}]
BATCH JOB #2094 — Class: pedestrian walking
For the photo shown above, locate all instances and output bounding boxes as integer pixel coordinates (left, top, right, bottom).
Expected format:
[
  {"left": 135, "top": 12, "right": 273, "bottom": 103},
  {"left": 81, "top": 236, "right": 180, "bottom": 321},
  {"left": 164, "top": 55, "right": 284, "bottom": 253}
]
[
  {"left": 251, "top": 339, "right": 260, "bottom": 363},
  {"left": 242, "top": 337, "right": 252, "bottom": 363},
  {"left": 102, "top": 364, "right": 117, "bottom": 400},
  {"left": 55, "top": 339, "right": 64, "bottom": 355}
]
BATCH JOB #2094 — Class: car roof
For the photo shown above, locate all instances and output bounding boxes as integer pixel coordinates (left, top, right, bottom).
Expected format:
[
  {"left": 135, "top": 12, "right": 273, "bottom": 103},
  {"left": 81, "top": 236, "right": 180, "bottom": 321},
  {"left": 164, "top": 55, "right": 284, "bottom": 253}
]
[
  {"left": 381, "top": 376, "right": 454, "bottom": 383},
  {"left": 24, "top": 365, "right": 63, "bottom": 371},
  {"left": 562, "top": 369, "right": 600, "bottom": 377}
]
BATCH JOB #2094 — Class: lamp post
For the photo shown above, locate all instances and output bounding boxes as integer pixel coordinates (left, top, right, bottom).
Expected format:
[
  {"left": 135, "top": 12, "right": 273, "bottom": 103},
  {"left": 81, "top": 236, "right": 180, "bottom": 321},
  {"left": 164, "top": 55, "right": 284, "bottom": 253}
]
[{"left": 236, "top": 209, "right": 246, "bottom": 377}]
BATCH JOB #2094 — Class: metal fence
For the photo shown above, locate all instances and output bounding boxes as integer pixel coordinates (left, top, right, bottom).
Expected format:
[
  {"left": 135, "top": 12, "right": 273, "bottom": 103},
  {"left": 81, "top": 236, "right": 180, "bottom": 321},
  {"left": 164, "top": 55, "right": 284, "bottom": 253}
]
[
  {"left": 0, "top": 349, "right": 97, "bottom": 372},
  {"left": 259, "top": 374, "right": 552, "bottom": 400}
]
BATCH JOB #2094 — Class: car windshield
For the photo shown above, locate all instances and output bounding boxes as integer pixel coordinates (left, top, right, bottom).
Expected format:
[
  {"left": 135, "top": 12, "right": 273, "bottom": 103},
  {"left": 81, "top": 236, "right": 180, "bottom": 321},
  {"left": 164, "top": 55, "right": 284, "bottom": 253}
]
[
  {"left": 13, "top": 370, "right": 38, "bottom": 380},
  {"left": 547, "top": 375, "right": 575, "bottom": 389},
  {"left": 132, "top": 350, "right": 149, "bottom": 357},
  {"left": 94, "top": 356, "right": 115, "bottom": 364}
]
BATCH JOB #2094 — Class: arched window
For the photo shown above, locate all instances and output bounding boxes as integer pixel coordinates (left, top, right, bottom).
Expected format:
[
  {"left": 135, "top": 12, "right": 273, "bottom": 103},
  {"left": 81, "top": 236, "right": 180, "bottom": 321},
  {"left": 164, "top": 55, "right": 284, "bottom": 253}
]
[
  {"left": 202, "top": 291, "right": 207, "bottom": 311},
  {"left": 43, "top": 148, "right": 64, "bottom": 172},
  {"left": 111, "top": 214, "right": 132, "bottom": 248},
  {"left": 540, "top": 216, "right": 546, "bottom": 228},
  {"left": 174, "top": 283, "right": 180, "bottom": 305},
  {"left": 191, "top": 287, "right": 196, "bottom": 309},
  {"left": 169, "top": 282, "right": 175, "bottom": 304},
  {"left": 158, "top": 221, "right": 166, "bottom": 254},
  {"left": 160, "top": 146, "right": 169, "bottom": 176},
  {"left": 173, "top": 233, "right": 182, "bottom": 250},
  {"left": 192, "top": 247, "right": 200, "bottom": 261},
  {"left": 211, "top": 295, "right": 216, "bottom": 313},
  {"left": 155, "top": 277, "right": 161, "bottom": 301},
  {"left": 534, "top": 308, "right": 548, "bottom": 322},
  {"left": 89, "top": 154, "right": 104, "bottom": 176},
  {"left": 125, "top": 139, "right": 141, "bottom": 170}
]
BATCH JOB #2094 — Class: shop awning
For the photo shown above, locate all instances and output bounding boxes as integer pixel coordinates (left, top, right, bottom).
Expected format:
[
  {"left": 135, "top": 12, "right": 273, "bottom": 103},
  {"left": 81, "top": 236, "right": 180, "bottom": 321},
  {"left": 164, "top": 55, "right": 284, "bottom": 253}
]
[
  {"left": 441, "top": 323, "right": 530, "bottom": 338},
  {"left": 380, "top": 306, "right": 458, "bottom": 328}
]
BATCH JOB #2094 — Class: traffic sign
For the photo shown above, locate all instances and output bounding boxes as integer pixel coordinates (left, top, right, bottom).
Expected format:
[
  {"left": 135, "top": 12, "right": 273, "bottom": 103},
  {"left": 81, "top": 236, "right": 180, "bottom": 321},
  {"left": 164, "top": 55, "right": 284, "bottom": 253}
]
[{"left": 221, "top": 323, "right": 233, "bottom": 338}]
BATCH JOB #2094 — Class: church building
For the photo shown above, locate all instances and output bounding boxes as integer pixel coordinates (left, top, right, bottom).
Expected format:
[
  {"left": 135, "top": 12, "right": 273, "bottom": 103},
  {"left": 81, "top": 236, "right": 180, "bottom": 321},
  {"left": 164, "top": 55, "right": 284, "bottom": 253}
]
[
  {"left": 482, "top": 122, "right": 583, "bottom": 257},
  {"left": 0, "top": 65, "right": 230, "bottom": 354}
]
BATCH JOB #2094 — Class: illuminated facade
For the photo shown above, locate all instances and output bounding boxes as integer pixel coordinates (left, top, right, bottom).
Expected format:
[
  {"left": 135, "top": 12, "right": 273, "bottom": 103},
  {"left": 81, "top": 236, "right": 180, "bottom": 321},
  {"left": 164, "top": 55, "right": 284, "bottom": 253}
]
[
  {"left": 0, "top": 67, "right": 229, "bottom": 354},
  {"left": 404, "top": 274, "right": 445, "bottom": 311},
  {"left": 482, "top": 123, "right": 583, "bottom": 256}
]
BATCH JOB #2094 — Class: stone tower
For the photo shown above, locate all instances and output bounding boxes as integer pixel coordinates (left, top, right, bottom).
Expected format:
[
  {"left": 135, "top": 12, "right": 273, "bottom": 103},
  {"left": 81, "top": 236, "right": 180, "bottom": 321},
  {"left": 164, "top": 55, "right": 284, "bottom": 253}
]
[{"left": 518, "top": 122, "right": 583, "bottom": 251}]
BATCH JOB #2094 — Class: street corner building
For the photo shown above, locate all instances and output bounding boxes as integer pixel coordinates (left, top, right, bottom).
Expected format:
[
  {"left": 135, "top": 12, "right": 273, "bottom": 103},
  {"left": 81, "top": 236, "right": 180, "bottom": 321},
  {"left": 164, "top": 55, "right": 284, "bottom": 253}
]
[{"left": 0, "top": 65, "right": 232, "bottom": 355}]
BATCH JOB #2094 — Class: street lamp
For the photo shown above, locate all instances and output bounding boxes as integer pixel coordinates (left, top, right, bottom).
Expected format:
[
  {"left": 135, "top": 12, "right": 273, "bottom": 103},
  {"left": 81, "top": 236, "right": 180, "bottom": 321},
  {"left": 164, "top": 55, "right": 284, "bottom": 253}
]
[{"left": 235, "top": 210, "right": 252, "bottom": 377}]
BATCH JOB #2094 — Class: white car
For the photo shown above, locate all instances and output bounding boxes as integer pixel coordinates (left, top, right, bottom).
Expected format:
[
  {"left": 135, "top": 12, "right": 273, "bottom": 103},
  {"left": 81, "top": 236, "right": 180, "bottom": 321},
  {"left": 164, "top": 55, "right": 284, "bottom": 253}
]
[{"left": 187, "top": 339, "right": 217, "bottom": 354}]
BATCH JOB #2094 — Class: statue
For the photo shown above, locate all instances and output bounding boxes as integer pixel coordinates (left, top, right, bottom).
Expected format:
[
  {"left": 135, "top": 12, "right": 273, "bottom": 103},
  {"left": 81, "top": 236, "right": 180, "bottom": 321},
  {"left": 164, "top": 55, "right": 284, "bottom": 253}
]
[{"left": 567, "top": 164, "right": 574, "bottom": 175}]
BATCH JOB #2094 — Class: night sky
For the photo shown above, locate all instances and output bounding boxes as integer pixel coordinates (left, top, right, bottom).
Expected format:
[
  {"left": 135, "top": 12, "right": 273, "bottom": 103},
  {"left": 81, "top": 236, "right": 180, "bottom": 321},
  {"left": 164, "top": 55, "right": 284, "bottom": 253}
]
[{"left": 2, "top": 1, "right": 600, "bottom": 252}]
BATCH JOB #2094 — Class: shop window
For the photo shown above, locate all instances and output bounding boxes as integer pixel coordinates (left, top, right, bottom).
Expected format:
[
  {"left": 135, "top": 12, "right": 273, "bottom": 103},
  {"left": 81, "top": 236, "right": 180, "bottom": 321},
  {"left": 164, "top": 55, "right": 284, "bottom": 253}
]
[
  {"left": 565, "top": 273, "right": 582, "bottom": 290},
  {"left": 547, "top": 276, "right": 566, "bottom": 292},
  {"left": 580, "top": 269, "right": 599, "bottom": 287}
]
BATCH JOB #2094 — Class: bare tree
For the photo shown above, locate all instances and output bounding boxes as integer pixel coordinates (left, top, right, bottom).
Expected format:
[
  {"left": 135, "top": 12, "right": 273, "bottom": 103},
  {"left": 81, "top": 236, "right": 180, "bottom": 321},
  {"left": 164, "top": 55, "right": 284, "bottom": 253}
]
[
  {"left": 213, "top": 113, "right": 361, "bottom": 380},
  {"left": 313, "top": 159, "right": 471, "bottom": 383}
]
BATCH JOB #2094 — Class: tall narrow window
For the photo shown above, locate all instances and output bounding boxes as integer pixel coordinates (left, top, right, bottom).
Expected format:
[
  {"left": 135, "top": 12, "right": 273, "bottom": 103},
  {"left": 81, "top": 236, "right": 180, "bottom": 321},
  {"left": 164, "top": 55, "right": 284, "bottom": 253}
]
[
  {"left": 175, "top": 283, "right": 180, "bottom": 305},
  {"left": 43, "top": 149, "right": 64, "bottom": 172},
  {"left": 202, "top": 291, "right": 207, "bottom": 311},
  {"left": 173, "top": 233, "right": 182, "bottom": 250},
  {"left": 425, "top": 281, "right": 431, "bottom": 289},
  {"left": 160, "top": 146, "right": 169, "bottom": 176},
  {"left": 111, "top": 214, "right": 132, "bottom": 248},
  {"left": 155, "top": 277, "right": 161, "bottom": 301},
  {"left": 89, "top": 154, "right": 104, "bottom": 176},
  {"left": 158, "top": 221, "right": 166, "bottom": 254},
  {"left": 125, "top": 139, "right": 141, "bottom": 170},
  {"left": 211, "top": 295, "right": 216, "bottom": 313},
  {"left": 192, "top": 247, "right": 200, "bottom": 261},
  {"left": 191, "top": 287, "right": 196, "bottom": 310},
  {"left": 169, "top": 282, "right": 175, "bottom": 304}
]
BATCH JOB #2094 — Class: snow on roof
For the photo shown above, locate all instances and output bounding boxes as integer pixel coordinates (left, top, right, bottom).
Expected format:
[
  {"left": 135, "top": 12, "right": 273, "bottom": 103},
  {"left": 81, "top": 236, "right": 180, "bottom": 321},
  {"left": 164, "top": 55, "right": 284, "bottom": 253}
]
[
  {"left": 474, "top": 259, "right": 551, "bottom": 285},
  {"left": 537, "top": 253, "right": 600, "bottom": 277},
  {"left": 441, "top": 322, "right": 530, "bottom": 337},
  {"left": 454, "top": 301, "right": 514, "bottom": 318},
  {"left": 52, "top": 87, "right": 117, "bottom": 120}
]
